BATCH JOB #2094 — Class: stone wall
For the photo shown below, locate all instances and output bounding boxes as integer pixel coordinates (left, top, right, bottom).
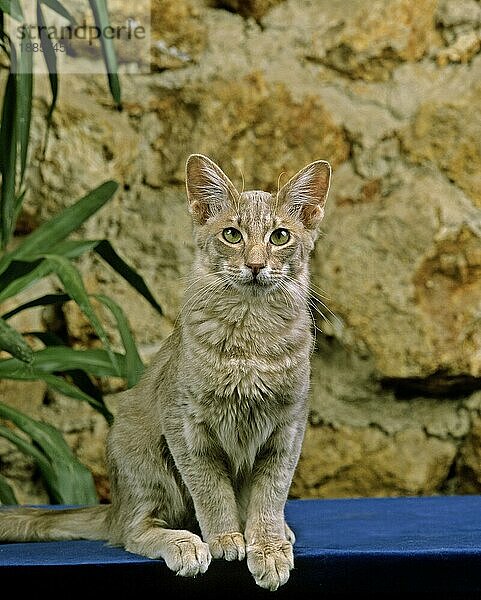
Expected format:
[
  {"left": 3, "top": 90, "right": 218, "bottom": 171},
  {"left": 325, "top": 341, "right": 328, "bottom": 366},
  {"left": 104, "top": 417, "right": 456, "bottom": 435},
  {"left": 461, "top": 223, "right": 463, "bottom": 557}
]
[{"left": 1, "top": 0, "right": 481, "bottom": 503}]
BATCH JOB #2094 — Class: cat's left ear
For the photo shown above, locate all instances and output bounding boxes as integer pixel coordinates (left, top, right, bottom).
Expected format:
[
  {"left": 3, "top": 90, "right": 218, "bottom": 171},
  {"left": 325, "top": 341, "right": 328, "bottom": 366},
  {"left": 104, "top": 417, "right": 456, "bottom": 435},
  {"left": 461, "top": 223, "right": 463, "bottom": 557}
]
[
  {"left": 277, "top": 160, "right": 331, "bottom": 229},
  {"left": 185, "top": 154, "right": 239, "bottom": 225}
]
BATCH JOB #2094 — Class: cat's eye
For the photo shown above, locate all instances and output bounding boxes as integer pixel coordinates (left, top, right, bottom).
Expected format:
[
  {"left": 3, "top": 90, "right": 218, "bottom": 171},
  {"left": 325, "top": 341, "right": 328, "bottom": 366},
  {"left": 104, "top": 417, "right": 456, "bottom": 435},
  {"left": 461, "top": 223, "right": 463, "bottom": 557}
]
[
  {"left": 222, "top": 227, "right": 243, "bottom": 244},
  {"left": 270, "top": 229, "right": 290, "bottom": 246}
]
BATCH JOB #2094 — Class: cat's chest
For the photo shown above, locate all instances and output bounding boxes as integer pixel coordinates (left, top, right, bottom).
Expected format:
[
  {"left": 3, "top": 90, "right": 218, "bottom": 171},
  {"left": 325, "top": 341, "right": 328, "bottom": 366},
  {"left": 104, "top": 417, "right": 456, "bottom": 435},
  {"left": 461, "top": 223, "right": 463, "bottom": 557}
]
[
  {"left": 187, "top": 311, "right": 310, "bottom": 400},
  {"left": 206, "top": 397, "right": 275, "bottom": 474}
]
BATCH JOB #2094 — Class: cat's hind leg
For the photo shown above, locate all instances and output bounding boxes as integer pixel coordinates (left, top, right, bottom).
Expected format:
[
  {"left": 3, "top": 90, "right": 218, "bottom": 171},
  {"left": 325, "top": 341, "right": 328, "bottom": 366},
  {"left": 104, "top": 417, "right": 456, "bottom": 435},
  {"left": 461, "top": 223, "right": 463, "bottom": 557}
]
[
  {"left": 124, "top": 520, "right": 211, "bottom": 576},
  {"left": 107, "top": 434, "right": 211, "bottom": 577}
]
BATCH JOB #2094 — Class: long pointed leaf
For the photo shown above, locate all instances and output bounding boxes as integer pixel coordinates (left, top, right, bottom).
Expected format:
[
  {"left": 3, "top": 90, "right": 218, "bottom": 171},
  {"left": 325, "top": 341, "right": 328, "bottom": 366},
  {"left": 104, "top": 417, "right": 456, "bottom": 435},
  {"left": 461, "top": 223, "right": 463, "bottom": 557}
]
[
  {"left": 37, "top": 371, "right": 113, "bottom": 422},
  {"left": 0, "top": 180, "right": 118, "bottom": 274},
  {"left": 41, "top": 0, "right": 77, "bottom": 24},
  {"left": 29, "top": 330, "right": 106, "bottom": 408},
  {"left": 7, "top": 239, "right": 103, "bottom": 262},
  {"left": 0, "top": 258, "right": 52, "bottom": 303},
  {"left": 95, "top": 240, "right": 162, "bottom": 315},
  {"left": 0, "top": 403, "right": 98, "bottom": 503},
  {"left": 1, "top": 292, "right": 70, "bottom": 320},
  {"left": 0, "top": 363, "right": 112, "bottom": 421},
  {"left": 0, "top": 316, "right": 33, "bottom": 362},
  {"left": 13, "top": 189, "right": 26, "bottom": 224},
  {"left": 17, "top": 236, "right": 163, "bottom": 316},
  {"left": 46, "top": 254, "right": 120, "bottom": 375},
  {"left": 94, "top": 294, "right": 144, "bottom": 387},
  {"left": 12, "top": 346, "right": 125, "bottom": 377},
  {"left": 0, "top": 346, "right": 127, "bottom": 380},
  {"left": 16, "top": 27, "right": 33, "bottom": 184},
  {"left": 88, "top": 0, "right": 121, "bottom": 105},
  {"left": 0, "top": 0, "right": 23, "bottom": 21},
  {"left": 37, "top": 1, "right": 58, "bottom": 122},
  {"left": 0, "top": 423, "right": 50, "bottom": 468},
  {"left": 0, "top": 70, "right": 17, "bottom": 248},
  {"left": 0, "top": 473, "right": 17, "bottom": 505},
  {"left": 46, "top": 239, "right": 102, "bottom": 259},
  {"left": 0, "top": 401, "right": 74, "bottom": 462}
]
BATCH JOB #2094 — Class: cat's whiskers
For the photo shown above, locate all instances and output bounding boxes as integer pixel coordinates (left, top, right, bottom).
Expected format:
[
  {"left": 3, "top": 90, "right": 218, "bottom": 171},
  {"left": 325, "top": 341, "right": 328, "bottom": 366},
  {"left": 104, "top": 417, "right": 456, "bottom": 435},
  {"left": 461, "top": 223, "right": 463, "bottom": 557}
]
[
  {"left": 179, "top": 277, "right": 230, "bottom": 326},
  {"left": 275, "top": 280, "right": 295, "bottom": 312},
  {"left": 281, "top": 274, "right": 341, "bottom": 331},
  {"left": 276, "top": 277, "right": 323, "bottom": 346},
  {"left": 172, "top": 272, "right": 227, "bottom": 330},
  {"left": 174, "top": 280, "right": 221, "bottom": 329},
  {"left": 181, "top": 270, "right": 226, "bottom": 296},
  {"left": 302, "top": 279, "right": 332, "bottom": 301}
]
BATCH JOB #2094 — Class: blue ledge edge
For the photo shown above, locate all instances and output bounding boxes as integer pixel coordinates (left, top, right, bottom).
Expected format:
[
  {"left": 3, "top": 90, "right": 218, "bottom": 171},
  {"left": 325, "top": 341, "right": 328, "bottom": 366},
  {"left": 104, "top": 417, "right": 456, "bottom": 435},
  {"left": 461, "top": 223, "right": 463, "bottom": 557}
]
[{"left": 2, "top": 495, "right": 481, "bottom": 597}]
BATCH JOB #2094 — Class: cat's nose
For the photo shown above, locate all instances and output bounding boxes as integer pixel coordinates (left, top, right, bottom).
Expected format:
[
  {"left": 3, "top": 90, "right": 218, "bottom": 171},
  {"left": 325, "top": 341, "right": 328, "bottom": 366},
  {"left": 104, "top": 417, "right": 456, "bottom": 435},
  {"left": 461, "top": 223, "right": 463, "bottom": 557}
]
[{"left": 246, "top": 263, "right": 266, "bottom": 278}]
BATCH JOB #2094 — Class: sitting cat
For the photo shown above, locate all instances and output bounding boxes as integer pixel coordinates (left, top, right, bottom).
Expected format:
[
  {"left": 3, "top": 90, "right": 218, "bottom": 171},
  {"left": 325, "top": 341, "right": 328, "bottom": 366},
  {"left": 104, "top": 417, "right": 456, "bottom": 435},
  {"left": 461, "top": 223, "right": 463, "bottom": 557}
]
[{"left": 0, "top": 154, "right": 331, "bottom": 591}]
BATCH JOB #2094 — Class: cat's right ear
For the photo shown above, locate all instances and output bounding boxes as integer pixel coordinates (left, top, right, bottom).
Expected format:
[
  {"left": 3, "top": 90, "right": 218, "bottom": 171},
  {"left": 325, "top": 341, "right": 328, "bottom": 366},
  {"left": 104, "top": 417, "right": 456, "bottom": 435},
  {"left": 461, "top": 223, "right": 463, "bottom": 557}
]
[
  {"left": 185, "top": 154, "right": 239, "bottom": 225},
  {"left": 277, "top": 160, "right": 331, "bottom": 230}
]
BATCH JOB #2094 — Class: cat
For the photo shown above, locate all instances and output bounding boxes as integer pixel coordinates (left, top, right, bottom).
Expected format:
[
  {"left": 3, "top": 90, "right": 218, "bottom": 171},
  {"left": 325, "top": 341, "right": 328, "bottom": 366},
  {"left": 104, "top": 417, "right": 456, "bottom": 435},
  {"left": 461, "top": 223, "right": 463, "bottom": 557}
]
[{"left": 0, "top": 154, "right": 331, "bottom": 591}]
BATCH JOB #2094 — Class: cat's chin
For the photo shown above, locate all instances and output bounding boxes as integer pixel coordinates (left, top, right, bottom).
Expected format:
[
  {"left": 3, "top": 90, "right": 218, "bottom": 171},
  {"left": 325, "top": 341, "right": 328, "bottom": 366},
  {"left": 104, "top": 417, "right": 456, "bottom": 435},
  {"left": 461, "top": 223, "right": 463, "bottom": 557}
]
[{"left": 230, "top": 278, "right": 279, "bottom": 294}]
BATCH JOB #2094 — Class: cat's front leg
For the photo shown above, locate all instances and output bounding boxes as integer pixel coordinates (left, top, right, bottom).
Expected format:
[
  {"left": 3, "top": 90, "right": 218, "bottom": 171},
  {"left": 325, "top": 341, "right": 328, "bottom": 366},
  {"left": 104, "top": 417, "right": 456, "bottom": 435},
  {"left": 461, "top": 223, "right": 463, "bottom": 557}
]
[
  {"left": 166, "top": 425, "right": 245, "bottom": 562},
  {"left": 245, "top": 422, "right": 305, "bottom": 591}
]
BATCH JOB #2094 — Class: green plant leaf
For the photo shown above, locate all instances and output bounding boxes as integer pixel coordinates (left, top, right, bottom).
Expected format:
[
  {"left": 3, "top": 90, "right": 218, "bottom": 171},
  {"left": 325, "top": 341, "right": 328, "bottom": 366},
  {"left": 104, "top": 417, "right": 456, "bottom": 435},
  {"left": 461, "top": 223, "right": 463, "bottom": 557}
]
[
  {"left": 13, "top": 346, "right": 126, "bottom": 377},
  {"left": 47, "top": 239, "right": 103, "bottom": 259},
  {"left": 95, "top": 240, "right": 163, "bottom": 315},
  {"left": 0, "top": 423, "right": 49, "bottom": 468},
  {"left": 45, "top": 254, "right": 120, "bottom": 375},
  {"left": 41, "top": 0, "right": 76, "bottom": 24},
  {"left": 88, "top": 0, "right": 121, "bottom": 106},
  {"left": 0, "top": 316, "right": 33, "bottom": 363},
  {"left": 1, "top": 292, "right": 70, "bottom": 320},
  {"left": 29, "top": 330, "right": 107, "bottom": 409},
  {"left": 0, "top": 402, "right": 98, "bottom": 504},
  {"left": 37, "top": 0, "right": 58, "bottom": 122},
  {"left": 0, "top": 180, "right": 118, "bottom": 274},
  {"left": 0, "top": 69, "right": 17, "bottom": 249},
  {"left": 0, "top": 346, "right": 127, "bottom": 381},
  {"left": 0, "top": 258, "right": 51, "bottom": 303},
  {"left": 13, "top": 189, "right": 26, "bottom": 223},
  {"left": 0, "top": 238, "right": 162, "bottom": 317},
  {"left": 0, "top": 0, "right": 23, "bottom": 21},
  {"left": 94, "top": 294, "right": 144, "bottom": 387},
  {"left": 21, "top": 237, "right": 163, "bottom": 316},
  {"left": 0, "top": 361, "right": 112, "bottom": 421},
  {"left": 0, "top": 473, "right": 17, "bottom": 505},
  {"left": 16, "top": 27, "right": 33, "bottom": 184}
]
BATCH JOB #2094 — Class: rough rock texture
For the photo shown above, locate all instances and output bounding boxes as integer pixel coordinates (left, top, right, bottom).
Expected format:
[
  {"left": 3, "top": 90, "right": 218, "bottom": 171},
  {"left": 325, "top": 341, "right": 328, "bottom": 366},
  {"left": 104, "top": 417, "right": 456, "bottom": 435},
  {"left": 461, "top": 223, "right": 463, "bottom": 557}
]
[
  {"left": 1, "top": 0, "right": 481, "bottom": 504},
  {"left": 213, "top": 0, "right": 284, "bottom": 21}
]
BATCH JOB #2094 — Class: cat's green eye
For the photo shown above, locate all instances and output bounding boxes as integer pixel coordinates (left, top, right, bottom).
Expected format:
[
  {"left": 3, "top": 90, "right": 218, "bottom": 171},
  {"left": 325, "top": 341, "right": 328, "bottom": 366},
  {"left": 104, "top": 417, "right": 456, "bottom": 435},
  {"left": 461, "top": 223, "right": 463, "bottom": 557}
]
[
  {"left": 222, "top": 227, "right": 243, "bottom": 244},
  {"left": 270, "top": 228, "right": 290, "bottom": 246}
]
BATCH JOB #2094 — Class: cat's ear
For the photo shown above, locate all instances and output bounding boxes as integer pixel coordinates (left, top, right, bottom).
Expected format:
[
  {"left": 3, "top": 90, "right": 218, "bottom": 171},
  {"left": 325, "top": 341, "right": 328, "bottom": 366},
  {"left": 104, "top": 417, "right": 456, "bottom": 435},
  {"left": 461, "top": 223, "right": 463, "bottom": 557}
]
[
  {"left": 277, "top": 160, "right": 331, "bottom": 229},
  {"left": 185, "top": 154, "right": 239, "bottom": 225}
]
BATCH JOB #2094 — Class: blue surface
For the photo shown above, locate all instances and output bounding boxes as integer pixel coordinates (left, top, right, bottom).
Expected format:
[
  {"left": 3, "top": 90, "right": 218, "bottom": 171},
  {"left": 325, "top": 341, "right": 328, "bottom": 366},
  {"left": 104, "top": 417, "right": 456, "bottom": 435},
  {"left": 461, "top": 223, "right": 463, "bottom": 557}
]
[{"left": 2, "top": 496, "right": 481, "bottom": 597}]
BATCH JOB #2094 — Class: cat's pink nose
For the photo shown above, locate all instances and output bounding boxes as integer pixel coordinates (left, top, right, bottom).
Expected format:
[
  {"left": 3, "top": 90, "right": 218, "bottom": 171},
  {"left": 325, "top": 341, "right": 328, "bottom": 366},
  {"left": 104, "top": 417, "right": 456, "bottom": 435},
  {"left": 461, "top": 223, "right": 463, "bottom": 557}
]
[{"left": 246, "top": 263, "right": 265, "bottom": 278}]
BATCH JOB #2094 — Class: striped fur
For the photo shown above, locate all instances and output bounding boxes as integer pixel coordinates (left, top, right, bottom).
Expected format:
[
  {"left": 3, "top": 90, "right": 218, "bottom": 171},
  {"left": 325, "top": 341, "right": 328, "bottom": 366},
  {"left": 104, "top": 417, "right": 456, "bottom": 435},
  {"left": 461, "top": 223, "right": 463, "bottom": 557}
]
[{"left": 0, "top": 154, "right": 331, "bottom": 591}]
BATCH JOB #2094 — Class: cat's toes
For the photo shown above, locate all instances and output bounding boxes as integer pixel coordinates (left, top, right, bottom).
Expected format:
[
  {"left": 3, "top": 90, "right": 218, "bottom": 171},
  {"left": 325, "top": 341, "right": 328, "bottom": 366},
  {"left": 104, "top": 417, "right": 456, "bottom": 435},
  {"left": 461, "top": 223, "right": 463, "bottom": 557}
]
[
  {"left": 163, "top": 531, "right": 212, "bottom": 577},
  {"left": 246, "top": 539, "right": 294, "bottom": 591},
  {"left": 284, "top": 521, "right": 296, "bottom": 544},
  {"left": 209, "top": 532, "right": 246, "bottom": 561}
]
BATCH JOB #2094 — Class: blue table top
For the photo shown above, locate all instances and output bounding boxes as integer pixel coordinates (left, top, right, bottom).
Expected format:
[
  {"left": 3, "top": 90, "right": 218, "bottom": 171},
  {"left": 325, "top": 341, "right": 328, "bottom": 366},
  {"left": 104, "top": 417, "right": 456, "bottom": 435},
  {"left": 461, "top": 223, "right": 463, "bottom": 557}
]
[{"left": 2, "top": 495, "right": 481, "bottom": 596}]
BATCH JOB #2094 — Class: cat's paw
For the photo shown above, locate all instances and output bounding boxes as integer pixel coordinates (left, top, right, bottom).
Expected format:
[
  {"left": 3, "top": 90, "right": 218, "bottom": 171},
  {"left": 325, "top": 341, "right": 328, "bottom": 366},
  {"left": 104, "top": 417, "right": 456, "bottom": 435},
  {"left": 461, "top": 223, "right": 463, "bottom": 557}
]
[
  {"left": 162, "top": 531, "right": 212, "bottom": 577},
  {"left": 246, "top": 539, "right": 294, "bottom": 591},
  {"left": 208, "top": 532, "right": 246, "bottom": 561}
]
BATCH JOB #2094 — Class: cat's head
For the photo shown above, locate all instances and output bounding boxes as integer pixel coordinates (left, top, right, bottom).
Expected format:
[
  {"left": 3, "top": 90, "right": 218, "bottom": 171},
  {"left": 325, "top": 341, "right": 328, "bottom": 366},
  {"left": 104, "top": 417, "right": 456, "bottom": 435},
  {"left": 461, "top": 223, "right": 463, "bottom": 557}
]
[{"left": 185, "top": 154, "right": 331, "bottom": 292}]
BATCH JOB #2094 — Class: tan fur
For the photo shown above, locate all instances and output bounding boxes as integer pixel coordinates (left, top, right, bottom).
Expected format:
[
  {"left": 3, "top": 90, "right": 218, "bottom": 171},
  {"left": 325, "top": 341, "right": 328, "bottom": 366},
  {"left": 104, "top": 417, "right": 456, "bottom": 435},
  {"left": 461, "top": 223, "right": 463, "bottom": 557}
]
[{"left": 0, "top": 154, "right": 331, "bottom": 591}]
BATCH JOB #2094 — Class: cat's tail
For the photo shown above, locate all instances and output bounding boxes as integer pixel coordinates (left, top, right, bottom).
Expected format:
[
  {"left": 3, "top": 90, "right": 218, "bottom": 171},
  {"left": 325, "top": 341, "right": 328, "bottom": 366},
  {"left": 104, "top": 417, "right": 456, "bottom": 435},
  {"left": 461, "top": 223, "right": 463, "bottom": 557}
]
[{"left": 0, "top": 504, "right": 111, "bottom": 542}]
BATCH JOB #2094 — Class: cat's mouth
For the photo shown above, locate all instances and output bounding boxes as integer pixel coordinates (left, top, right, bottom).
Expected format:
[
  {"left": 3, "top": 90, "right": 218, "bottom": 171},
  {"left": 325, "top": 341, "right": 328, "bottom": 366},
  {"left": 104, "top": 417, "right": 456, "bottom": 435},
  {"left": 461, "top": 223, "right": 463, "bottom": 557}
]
[
  {"left": 240, "top": 274, "right": 278, "bottom": 290},
  {"left": 222, "top": 266, "right": 279, "bottom": 290}
]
